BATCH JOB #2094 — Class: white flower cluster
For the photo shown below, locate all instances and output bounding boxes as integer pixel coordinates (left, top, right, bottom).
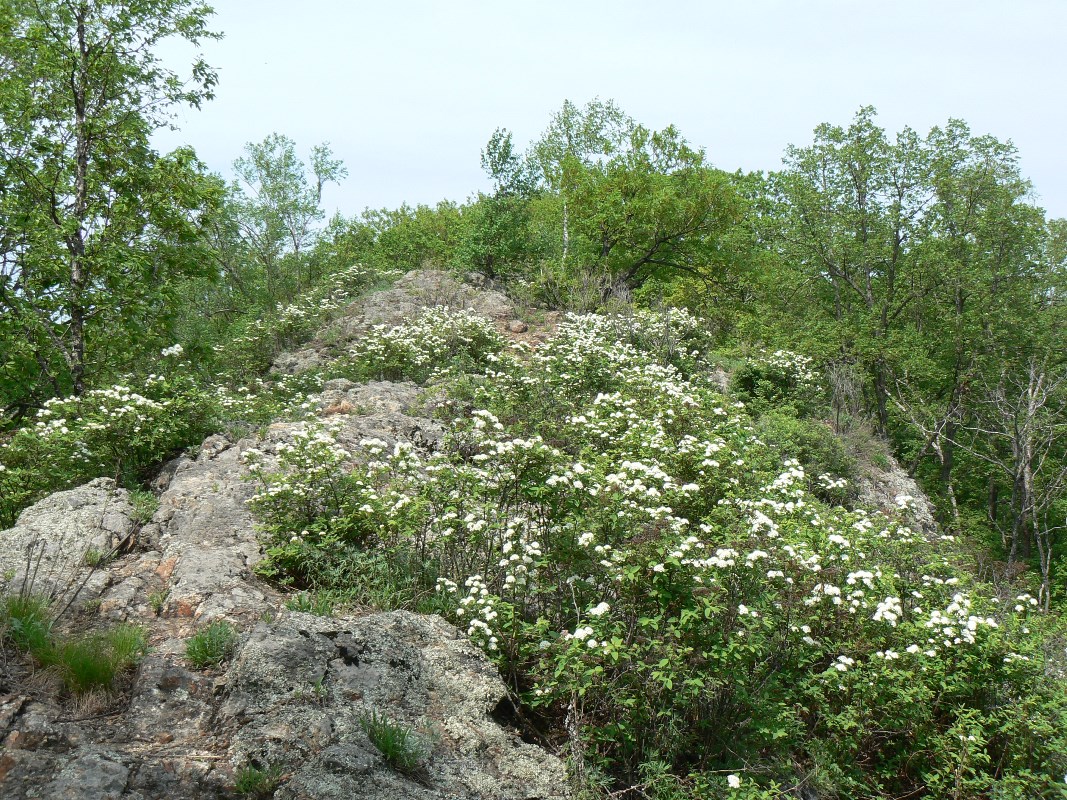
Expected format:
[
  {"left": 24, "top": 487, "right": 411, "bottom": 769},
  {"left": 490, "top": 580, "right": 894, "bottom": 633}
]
[{"left": 346, "top": 306, "right": 504, "bottom": 380}]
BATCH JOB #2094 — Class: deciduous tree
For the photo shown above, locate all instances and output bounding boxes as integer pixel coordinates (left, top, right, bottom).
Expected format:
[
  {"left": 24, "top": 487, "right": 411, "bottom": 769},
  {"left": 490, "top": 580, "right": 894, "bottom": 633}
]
[{"left": 0, "top": 0, "right": 220, "bottom": 413}]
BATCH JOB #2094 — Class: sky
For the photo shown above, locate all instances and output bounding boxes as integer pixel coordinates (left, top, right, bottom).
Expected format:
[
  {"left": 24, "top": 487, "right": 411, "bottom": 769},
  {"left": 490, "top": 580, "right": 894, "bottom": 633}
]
[{"left": 153, "top": 0, "right": 1067, "bottom": 220}]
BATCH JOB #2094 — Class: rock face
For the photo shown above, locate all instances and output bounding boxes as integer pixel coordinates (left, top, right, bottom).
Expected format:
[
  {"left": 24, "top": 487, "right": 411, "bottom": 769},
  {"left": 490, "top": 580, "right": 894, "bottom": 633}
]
[
  {"left": 0, "top": 478, "right": 135, "bottom": 607},
  {"left": 0, "top": 608, "right": 567, "bottom": 799},
  {"left": 227, "top": 612, "right": 567, "bottom": 800},
  {"left": 0, "top": 378, "right": 568, "bottom": 798},
  {"left": 854, "top": 454, "right": 939, "bottom": 538}
]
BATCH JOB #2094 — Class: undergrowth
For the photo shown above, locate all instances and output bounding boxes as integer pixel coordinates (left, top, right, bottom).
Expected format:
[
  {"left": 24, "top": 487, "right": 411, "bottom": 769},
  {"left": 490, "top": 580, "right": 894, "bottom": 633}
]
[{"left": 243, "top": 308, "right": 1067, "bottom": 798}]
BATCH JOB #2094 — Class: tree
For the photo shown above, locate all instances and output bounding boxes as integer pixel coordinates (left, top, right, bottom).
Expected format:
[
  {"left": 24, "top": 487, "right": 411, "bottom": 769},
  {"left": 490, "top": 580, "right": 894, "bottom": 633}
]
[
  {"left": 530, "top": 99, "right": 631, "bottom": 265},
  {"left": 961, "top": 358, "right": 1067, "bottom": 607},
  {"left": 768, "top": 108, "right": 1048, "bottom": 446},
  {"left": 529, "top": 99, "right": 745, "bottom": 296},
  {"left": 231, "top": 133, "right": 347, "bottom": 303},
  {"left": 459, "top": 128, "right": 539, "bottom": 279},
  {"left": 0, "top": 0, "right": 220, "bottom": 412}
]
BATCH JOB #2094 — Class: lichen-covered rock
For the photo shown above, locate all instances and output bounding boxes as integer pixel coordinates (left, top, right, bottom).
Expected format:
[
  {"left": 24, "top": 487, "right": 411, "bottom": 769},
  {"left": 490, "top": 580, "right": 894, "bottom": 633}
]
[
  {"left": 149, "top": 434, "right": 274, "bottom": 623},
  {"left": 224, "top": 611, "right": 569, "bottom": 800},
  {"left": 1, "top": 376, "right": 566, "bottom": 799},
  {"left": 0, "top": 478, "right": 134, "bottom": 604},
  {"left": 854, "top": 454, "right": 939, "bottom": 538}
]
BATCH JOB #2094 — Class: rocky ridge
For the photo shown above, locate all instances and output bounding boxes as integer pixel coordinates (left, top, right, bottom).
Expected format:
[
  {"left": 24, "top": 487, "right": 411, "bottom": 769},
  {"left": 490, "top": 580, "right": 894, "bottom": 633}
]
[
  {"left": 0, "top": 273, "right": 566, "bottom": 800},
  {"left": 0, "top": 270, "right": 938, "bottom": 799}
]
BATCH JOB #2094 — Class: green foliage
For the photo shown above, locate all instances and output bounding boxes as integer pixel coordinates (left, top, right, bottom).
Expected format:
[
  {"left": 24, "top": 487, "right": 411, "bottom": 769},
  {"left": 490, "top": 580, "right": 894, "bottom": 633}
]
[
  {"left": 185, "top": 620, "right": 239, "bottom": 669},
  {"left": 284, "top": 592, "right": 334, "bottom": 616},
  {"left": 209, "top": 263, "right": 376, "bottom": 383},
  {"left": 0, "top": 360, "right": 217, "bottom": 527},
  {"left": 83, "top": 548, "right": 112, "bottom": 569},
  {"left": 729, "top": 349, "right": 822, "bottom": 416},
  {"left": 332, "top": 202, "right": 467, "bottom": 274},
  {"left": 529, "top": 99, "right": 748, "bottom": 293},
  {"left": 129, "top": 489, "right": 161, "bottom": 525},
  {"left": 234, "top": 763, "right": 284, "bottom": 798},
  {"left": 1, "top": 594, "right": 52, "bottom": 654},
  {"left": 756, "top": 410, "right": 857, "bottom": 506},
  {"left": 230, "top": 133, "right": 347, "bottom": 306},
  {"left": 39, "top": 624, "right": 148, "bottom": 695},
  {"left": 0, "top": 0, "right": 222, "bottom": 410},
  {"left": 325, "top": 306, "right": 506, "bottom": 384},
  {"left": 3, "top": 595, "right": 147, "bottom": 694},
  {"left": 246, "top": 311, "right": 1067, "bottom": 798},
  {"left": 359, "top": 709, "right": 427, "bottom": 776},
  {"left": 147, "top": 589, "right": 169, "bottom": 616}
]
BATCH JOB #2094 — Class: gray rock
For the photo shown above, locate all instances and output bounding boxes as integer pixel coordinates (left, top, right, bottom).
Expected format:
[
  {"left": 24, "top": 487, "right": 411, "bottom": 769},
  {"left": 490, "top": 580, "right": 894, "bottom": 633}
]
[
  {"left": 0, "top": 478, "right": 134, "bottom": 605},
  {"left": 507, "top": 319, "right": 529, "bottom": 334},
  {"left": 153, "top": 436, "right": 273, "bottom": 622},
  {"left": 854, "top": 454, "right": 939, "bottom": 538},
  {"left": 274, "top": 270, "right": 515, "bottom": 376},
  {"left": 225, "top": 611, "right": 568, "bottom": 800},
  {"left": 40, "top": 748, "right": 130, "bottom": 800}
]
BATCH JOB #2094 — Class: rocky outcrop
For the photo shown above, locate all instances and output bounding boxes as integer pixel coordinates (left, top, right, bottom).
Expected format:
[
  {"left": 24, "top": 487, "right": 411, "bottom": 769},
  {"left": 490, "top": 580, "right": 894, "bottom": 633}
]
[
  {"left": 0, "top": 478, "right": 135, "bottom": 607},
  {"left": 227, "top": 612, "right": 567, "bottom": 800},
  {"left": 274, "top": 270, "right": 515, "bottom": 376},
  {"left": 0, "top": 376, "right": 567, "bottom": 798},
  {"left": 854, "top": 454, "right": 939, "bottom": 538}
]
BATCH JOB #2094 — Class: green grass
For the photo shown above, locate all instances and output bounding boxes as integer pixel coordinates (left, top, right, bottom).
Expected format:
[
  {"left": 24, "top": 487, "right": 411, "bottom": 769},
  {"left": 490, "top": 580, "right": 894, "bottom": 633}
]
[
  {"left": 128, "top": 488, "right": 160, "bottom": 524},
  {"left": 3, "top": 595, "right": 148, "bottom": 695},
  {"left": 234, "top": 763, "right": 283, "bottom": 798},
  {"left": 284, "top": 592, "right": 334, "bottom": 616},
  {"left": 360, "top": 709, "right": 427, "bottom": 776},
  {"left": 1, "top": 594, "right": 52, "bottom": 653},
  {"left": 185, "top": 619, "right": 239, "bottom": 668},
  {"left": 147, "top": 588, "right": 169, "bottom": 616},
  {"left": 39, "top": 624, "right": 148, "bottom": 694},
  {"left": 83, "top": 547, "right": 112, "bottom": 568}
]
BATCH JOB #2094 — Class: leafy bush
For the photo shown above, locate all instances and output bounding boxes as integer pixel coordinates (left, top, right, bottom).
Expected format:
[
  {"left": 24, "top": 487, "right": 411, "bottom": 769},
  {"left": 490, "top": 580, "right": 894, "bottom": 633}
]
[
  {"left": 211, "top": 263, "right": 375, "bottom": 382},
  {"left": 326, "top": 306, "right": 505, "bottom": 384},
  {"left": 186, "top": 620, "right": 239, "bottom": 668},
  {"left": 245, "top": 312, "right": 1067, "bottom": 798},
  {"left": 0, "top": 356, "right": 217, "bottom": 528},
  {"left": 756, "top": 409, "right": 857, "bottom": 506},
  {"left": 731, "top": 348, "right": 823, "bottom": 416}
]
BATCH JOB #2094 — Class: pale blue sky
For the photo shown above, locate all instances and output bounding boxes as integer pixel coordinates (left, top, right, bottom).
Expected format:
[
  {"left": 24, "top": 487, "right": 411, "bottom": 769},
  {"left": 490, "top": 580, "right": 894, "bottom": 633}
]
[{"left": 154, "top": 0, "right": 1067, "bottom": 219}]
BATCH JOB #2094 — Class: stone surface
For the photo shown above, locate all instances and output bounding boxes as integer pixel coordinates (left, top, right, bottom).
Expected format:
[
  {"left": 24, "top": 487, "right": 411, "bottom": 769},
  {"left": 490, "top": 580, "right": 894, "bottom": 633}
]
[
  {"left": 226, "top": 611, "right": 568, "bottom": 800},
  {"left": 854, "top": 453, "right": 939, "bottom": 538},
  {"left": 0, "top": 478, "right": 135, "bottom": 605},
  {"left": 0, "top": 354, "right": 567, "bottom": 799}
]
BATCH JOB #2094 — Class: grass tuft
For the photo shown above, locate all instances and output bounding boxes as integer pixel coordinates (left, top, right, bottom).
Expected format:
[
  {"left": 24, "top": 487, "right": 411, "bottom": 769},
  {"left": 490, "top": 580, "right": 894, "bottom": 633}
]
[
  {"left": 185, "top": 619, "right": 239, "bottom": 668},
  {"left": 1, "top": 594, "right": 53, "bottom": 653},
  {"left": 360, "top": 709, "right": 427, "bottom": 777},
  {"left": 39, "top": 624, "right": 148, "bottom": 695},
  {"left": 234, "top": 763, "right": 284, "bottom": 798}
]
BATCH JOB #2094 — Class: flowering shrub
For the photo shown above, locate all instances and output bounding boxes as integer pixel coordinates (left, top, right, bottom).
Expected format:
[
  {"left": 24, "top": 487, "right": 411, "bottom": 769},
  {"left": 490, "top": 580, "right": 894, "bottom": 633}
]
[
  {"left": 213, "top": 263, "right": 376, "bottom": 380},
  {"left": 0, "top": 353, "right": 216, "bottom": 527},
  {"left": 730, "top": 348, "right": 823, "bottom": 415},
  {"left": 246, "top": 313, "right": 1067, "bottom": 798},
  {"left": 328, "top": 306, "right": 506, "bottom": 384}
]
